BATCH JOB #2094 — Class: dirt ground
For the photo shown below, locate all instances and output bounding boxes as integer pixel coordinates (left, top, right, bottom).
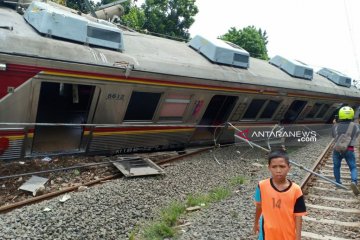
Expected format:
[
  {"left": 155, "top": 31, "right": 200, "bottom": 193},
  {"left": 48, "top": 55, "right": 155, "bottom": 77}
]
[
  {"left": 0, "top": 154, "right": 123, "bottom": 207},
  {"left": 0, "top": 151, "right": 180, "bottom": 208}
]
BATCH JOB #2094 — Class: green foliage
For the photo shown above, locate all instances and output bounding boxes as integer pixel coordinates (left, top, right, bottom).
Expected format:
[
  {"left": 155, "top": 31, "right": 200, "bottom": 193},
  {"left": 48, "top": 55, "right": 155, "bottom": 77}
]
[
  {"left": 121, "top": 5, "right": 146, "bottom": 30},
  {"left": 186, "top": 193, "right": 210, "bottom": 207},
  {"left": 64, "top": 0, "right": 197, "bottom": 40},
  {"left": 128, "top": 226, "right": 138, "bottom": 240},
  {"left": 66, "top": 0, "right": 96, "bottom": 13},
  {"left": 208, "top": 187, "right": 231, "bottom": 202},
  {"left": 229, "top": 175, "right": 246, "bottom": 186},
  {"left": 160, "top": 201, "right": 186, "bottom": 226},
  {"left": 138, "top": 185, "right": 234, "bottom": 239},
  {"left": 143, "top": 221, "right": 175, "bottom": 240},
  {"left": 220, "top": 26, "right": 269, "bottom": 60},
  {"left": 122, "top": 0, "right": 198, "bottom": 40}
]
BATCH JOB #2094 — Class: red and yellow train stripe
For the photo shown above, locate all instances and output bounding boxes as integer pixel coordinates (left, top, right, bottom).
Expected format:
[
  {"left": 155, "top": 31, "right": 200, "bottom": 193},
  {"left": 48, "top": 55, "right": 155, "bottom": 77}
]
[
  {"left": 89, "top": 126, "right": 195, "bottom": 137},
  {"left": 0, "top": 130, "right": 25, "bottom": 154},
  {"left": 1, "top": 63, "right": 359, "bottom": 102}
]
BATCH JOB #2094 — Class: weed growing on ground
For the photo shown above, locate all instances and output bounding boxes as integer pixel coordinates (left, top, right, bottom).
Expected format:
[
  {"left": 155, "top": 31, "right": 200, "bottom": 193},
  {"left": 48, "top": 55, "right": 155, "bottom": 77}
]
[
  {"left": 230, "top": 175, "right": 246, "bottom": 186},
  {"left": 137, "top": 176, "right": 246, "bottom": 240},
  {"left": 160, "top": 201, "right": 186, "bottom": 226},
  {"left": 142, "top": 221, "right": 175, "bottom": 240},
  {"left": 208, "top": 187, "right": 231, "bottom": 202},
  {"left": 230, "top": 210, "right": 239, "bottom": 219},
  {"left": 186, "top": 193, "right": 210, "bottom": 207},
  {"left": 128, "top": 226, "right": 139, "bottom": 240}
]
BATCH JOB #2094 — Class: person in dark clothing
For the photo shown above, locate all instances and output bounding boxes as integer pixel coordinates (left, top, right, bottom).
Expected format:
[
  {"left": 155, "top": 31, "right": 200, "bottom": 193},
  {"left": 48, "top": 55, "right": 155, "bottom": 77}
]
[{"left": 332, "top": 106, "right": 360, "bottom": 195}]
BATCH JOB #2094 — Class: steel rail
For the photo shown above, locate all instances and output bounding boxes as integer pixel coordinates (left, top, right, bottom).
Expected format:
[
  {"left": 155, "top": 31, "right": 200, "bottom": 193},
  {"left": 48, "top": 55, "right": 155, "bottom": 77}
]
[
  {"left": 300, "top": 140, "right": 334, "bottom": 190},
  {"left": 0, "top": 147, "right": 212, "bottom": 213}
]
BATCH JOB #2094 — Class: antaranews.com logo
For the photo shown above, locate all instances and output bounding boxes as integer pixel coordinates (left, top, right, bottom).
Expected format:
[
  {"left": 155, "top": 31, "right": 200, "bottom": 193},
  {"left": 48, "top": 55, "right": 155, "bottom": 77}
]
[{"left": 236, "top": 128, "right": 317, "bottom": 143}]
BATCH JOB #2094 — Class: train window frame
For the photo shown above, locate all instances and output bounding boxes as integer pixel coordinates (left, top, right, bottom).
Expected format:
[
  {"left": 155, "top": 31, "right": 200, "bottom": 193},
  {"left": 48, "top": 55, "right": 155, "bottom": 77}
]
[
  {"left": 305, "top": 103, "right": 323, "bottom": 119},
  {"left": 123, "top": 91, "right": 162, "bottom": 122},
  {"left": 230, "top": 101, "right": 248, "bottom": 121},
  {"left": 239, "top": 98, "right": 282, "bottom": 121},
  {"left": 258, "top": 100, "right": 281, "bottom": 119},
  {"left": 282, "top": 100, "right": 308, "bottom": 123},
  {"left": 315, "top": 103, "right": 330, "bottom": 119},
  {"left": 241, "top": 98, "right": 267, "bottom": 120},
  {"left": 157, "top": 93, "right": 192, "bottom": 122}
]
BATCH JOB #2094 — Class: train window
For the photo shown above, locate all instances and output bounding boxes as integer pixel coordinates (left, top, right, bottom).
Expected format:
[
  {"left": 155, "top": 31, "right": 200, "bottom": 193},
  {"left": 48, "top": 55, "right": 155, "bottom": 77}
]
[
  {"left": 87, "top": 26, "right": 121, "bottom": 43},
  {"left": 124, "top": 91, "right": 161, "bottom": 121},
  {"left": 316, "top": 104, "right": 330, "bottom": 118},
  {"left": 306, "top": 103, "right": 322, "bottom": 118},
  {"left": 159, "top": 94, "right": 191, "bottom": 121},
  {"left": 282, "top": 100, "right": 307, "bottom": 123},
  {"left": 259, "top": 100, "right": 281, "bottom": 119},
  {"left": 242, "top": 99, "right": 266, "bottom": 119}
]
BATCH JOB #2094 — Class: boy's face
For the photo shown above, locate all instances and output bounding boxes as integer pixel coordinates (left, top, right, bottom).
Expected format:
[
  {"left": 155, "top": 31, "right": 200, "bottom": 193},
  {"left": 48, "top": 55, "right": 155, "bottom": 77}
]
[{"left": 268, "top": 157, "right": 290, "bottom": 181}]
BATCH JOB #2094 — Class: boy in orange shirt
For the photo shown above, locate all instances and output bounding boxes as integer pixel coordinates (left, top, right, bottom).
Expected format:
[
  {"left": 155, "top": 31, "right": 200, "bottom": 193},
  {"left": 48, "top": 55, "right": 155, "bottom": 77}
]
[{"left": 253, "top": 150, "right": 307, "bottom": 240}]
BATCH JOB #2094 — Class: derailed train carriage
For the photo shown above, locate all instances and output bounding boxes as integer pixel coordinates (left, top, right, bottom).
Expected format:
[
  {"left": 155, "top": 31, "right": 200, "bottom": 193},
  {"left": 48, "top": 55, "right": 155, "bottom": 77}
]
[{"left": 1, "top": 0, "right": 360, "bottom": 160}]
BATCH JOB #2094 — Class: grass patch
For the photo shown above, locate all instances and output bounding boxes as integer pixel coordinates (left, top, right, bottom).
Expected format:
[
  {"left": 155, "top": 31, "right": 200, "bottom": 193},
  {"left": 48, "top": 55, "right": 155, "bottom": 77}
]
[
  {"left": 142, "top": 221, "right": 175, "bottom": 240},
  {"left": 160, "top": 201, "right": 186, "bottom": 226},
  {"left": 230, "top": 175, "right": 246, "bottom": 186},
  {"left": 128, "top": 226, "right": 138, "bottom": 240},
  {"left": 138, "top": 185, "right": 237, "bottom": 239},
  {"left": 208, "top": 187, "right": 231, "bottom": 202},
  {"left": 186, "top": 193, "right": 210, "bottom": 207}
]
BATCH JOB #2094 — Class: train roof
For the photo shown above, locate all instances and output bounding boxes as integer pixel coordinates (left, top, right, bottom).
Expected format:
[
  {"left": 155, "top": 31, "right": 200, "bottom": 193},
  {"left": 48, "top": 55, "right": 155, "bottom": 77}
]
[{"left": 1, "top": 3, "right": 360, "bottom": 99}]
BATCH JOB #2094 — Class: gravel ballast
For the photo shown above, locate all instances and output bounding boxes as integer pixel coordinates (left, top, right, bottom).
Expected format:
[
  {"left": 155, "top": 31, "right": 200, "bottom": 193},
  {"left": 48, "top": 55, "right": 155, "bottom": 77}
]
[{"left": 0, "top": 136, "right": 332, "bottom": 240}]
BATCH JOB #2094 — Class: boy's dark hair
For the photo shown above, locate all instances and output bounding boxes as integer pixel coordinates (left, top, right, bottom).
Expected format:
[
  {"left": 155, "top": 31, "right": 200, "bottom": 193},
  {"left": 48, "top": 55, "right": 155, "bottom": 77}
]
[{"left": 268, "top": 150, "right": 289, "bottom": 165}]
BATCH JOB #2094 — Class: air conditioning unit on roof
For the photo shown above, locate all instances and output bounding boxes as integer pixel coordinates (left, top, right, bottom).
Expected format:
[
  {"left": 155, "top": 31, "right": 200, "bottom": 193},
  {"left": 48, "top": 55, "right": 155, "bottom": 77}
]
[
  {"left": 189, "top": 35, "right": 250, "bottom": 69},
  {"left": 318, "top": 68, "right": 351, "bottom": 88},
  {"left": 269, "top": 55, "right": 313, "bottom": 80},
  {"left": 24, "top": 1, "right": 124, "bottom": 51}
]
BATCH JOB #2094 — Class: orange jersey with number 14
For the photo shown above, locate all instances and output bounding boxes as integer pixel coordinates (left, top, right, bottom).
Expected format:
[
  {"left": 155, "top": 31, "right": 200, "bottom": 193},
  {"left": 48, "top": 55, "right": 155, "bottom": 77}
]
[{"left": 255, "top": 178, "right": 307, "bottom": 240}]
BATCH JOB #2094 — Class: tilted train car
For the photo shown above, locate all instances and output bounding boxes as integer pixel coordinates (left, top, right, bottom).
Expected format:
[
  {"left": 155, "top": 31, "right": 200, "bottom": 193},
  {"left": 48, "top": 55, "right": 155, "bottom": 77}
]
[{"left": 1, "top": 1, "right": 360, "bottom": 160}]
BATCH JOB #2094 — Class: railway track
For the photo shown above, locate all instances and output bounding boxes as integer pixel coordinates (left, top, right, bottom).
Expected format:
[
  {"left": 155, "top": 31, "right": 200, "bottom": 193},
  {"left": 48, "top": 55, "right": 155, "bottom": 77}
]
[
  {"left": 301, "top": 141, "right": 360, "bottom": 240},
  {"left": 0, "top": 147, "right": 210, "bottom": 213}
]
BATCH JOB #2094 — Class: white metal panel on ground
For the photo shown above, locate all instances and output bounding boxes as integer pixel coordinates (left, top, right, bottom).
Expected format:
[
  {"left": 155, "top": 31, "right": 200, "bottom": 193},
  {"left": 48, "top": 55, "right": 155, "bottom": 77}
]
[
  {"left": 112, "top": 157, "right": 165, "bottom": 177},
  {"left": 18, "top": 175, "right": 48, "bottom": 196}
]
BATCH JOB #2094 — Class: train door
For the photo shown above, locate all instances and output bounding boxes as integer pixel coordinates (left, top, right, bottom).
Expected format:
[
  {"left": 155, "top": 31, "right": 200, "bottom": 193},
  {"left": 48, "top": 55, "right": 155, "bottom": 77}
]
[
  {"left": 31, "top": 82, "right": 96, "bottom": 154},
  {"left": 190, "top": 95, "right": 238, "bottom": 143}
]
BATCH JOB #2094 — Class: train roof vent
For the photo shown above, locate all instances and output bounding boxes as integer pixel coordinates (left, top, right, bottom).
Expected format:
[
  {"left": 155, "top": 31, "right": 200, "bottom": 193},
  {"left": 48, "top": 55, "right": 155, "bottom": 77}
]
[
  {"left": 24, "top": 1, "right": 124, "bottom": 51},
  {"left": 189, "top": 35, "right": 250, "bottom": 68},
  {"left": 317, "top": 68, "right": 351, "bottom": 88},
  {"left": 269, "top": 55, "right": 313, "bottom": 80}
]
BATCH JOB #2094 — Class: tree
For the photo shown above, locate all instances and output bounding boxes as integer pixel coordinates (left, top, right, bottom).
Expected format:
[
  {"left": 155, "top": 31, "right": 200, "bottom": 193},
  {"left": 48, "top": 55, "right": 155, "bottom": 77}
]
[
  {"left": 61, "top": 0, "right": 198, "bottom": 41},
  {"left": 136, "top": 0, "right": 198, "bottom": 40},
  {"left": 220, "top": 26, "right": 269, "bottom": 60},
  {"left": 121, "top": 1, "right": 145, "bottom": 30},
  {"left": 65, "top": 0, "right": 96, "bottom": 13}
]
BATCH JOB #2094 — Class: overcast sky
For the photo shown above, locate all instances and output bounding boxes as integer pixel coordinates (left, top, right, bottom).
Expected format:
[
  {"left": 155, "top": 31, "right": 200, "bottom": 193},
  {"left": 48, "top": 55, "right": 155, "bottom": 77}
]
[{"left": 135, "top": 0, "right": 360, "bottom": 80}]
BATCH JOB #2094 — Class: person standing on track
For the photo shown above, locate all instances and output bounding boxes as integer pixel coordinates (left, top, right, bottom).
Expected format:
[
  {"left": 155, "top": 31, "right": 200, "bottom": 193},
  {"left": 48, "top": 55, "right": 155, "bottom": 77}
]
[
  {"left": 332, "top": 106, "right": 360, "bottom": 195},
  {"left": 253, "top": 150, "right": 307, "bottom": 240}
]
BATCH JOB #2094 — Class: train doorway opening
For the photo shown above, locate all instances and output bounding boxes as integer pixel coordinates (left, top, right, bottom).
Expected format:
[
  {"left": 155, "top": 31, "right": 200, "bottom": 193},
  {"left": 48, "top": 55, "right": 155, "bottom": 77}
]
[
  {"left": 191, "top": 95, "right": 238, "bottom": 143},
  {"left": 32, "top": 82, "right": 95, "bottom": 154}
]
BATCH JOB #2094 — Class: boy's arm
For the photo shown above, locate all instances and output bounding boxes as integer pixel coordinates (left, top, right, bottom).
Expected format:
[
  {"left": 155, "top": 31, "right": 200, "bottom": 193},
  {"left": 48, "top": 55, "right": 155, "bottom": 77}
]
[
  {"left": 295, "top": 216, "right": 302, "bottom": 240},
  {"left": 253, "top": 184, "right": 262, "bottom": 234},
  {"left": 253, "top": 203, "right": 262, "bottom": 234}
]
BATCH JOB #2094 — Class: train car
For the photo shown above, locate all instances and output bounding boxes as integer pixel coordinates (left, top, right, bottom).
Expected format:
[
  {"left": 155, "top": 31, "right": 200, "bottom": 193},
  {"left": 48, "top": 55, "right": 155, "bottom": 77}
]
[{"left": 1, "top": 1, "right": 360, "bottom": 160}]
